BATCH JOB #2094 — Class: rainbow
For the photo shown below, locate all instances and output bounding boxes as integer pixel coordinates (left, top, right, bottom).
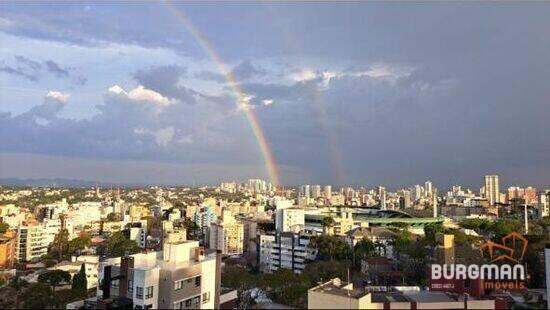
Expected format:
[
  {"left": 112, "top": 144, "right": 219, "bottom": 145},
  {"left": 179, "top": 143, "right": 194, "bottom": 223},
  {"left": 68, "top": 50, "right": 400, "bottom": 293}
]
[{"left": 165, "top": 2, "right": 280, "bottom": 187}]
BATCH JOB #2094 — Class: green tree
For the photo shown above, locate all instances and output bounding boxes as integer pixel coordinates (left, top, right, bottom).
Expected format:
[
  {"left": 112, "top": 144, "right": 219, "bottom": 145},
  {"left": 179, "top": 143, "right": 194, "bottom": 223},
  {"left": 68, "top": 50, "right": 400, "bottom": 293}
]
[
  {"left": 424, "top": 223, "right": 444, "bottom": 243},
  {"left": 107, "top": 231, "right": 141, "bottom": 257},
  {"left": 353, "top": 238, "right": 376, "bottom": 267},
  {"left": 71, "top": 264, "right": 88, "bottom": 297},
  {"left": 50, "top": 228, "right": 70, "bottom": 260},
  {"left": 460, "top": 218, "right": 491, "bottom": 231},
  {"left": 106, "top": 212, "right": 122, "bottom": 222},
  {"left": 321, "top": 217, "right": 336, "bottom": 234},
  {"left": 309, "top": 235, "right": 352, "bottom": 261},
  {"left": 67, "top": 234, "right": 92, "bottom": 257},
  {"left": 182, "top": 218, "right": 201, "bottom": 240},
  {"left": 0, "top": 222, "right": 9, "bottom": 234},
  {"left": 37, "top": 269, "right": 72, "bottom": 297},
  {"left": 489, "top": 219, "right": 523, "bottom": 239},
  {"left": 20, "top": 283, "right": 52, "bottom": 309}
]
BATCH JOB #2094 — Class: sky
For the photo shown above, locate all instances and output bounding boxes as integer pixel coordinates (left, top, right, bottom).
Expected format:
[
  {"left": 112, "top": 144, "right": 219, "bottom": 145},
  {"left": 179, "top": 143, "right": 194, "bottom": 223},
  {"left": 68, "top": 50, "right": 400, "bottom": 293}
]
[{"left": 1, "top": 2, "right": 550, "bottom": 189}]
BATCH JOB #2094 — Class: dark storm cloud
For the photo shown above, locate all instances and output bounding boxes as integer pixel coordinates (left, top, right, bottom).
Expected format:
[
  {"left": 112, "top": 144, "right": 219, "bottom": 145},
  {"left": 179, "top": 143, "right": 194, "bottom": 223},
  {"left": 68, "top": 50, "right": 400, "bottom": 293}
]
[
  {"left": 44, "top": 60, "right": 69, "bottom": 78},
  {"left": 0, "top": 55, "right": 80, "bottom": 82},
  {"left": 133, "top": 65, "right": 198, "bottom": 104},
  {"left": 15, "top": 55, "right": 42, "bottom": 70},
  {"left": 0, "top": 65, "right": 38, "bottom": 81}
]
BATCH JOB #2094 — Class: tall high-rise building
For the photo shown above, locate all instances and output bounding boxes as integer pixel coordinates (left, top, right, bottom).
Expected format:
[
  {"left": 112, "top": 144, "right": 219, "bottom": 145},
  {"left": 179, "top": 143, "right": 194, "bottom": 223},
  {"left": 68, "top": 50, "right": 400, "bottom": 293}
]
[
  {"left": 399, "top": 190, "right": 412, "bottom": 209},
  {"left": 484, "top": 175, "right": 500, "bottom": 206},
  {"left": 424, "top": 180, "right": 433, "bottom": 197},
  {"left": 311, "top": 185, "right": 321, "bottom": 199},
  {"left": 300, "top": 185, "right": 311, "bottom": 198},
  {"left": 324, "top": 185, "right": 332, "bottom": 200}
]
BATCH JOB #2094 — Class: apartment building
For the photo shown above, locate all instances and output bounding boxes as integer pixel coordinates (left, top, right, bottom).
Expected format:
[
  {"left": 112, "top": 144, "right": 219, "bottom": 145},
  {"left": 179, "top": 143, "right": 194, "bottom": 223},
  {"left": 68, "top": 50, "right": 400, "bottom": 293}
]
[
  {"left": 275, "top": 207, "right": 305, "bottom": 232},
  {"left": 0, "top": 231, "right": 17, "bottom": 269},
  {"left": 97, "top": 240, "right": 220, "bottom": 309},
  {"left": 209, "top": 210, "right": 244, "bottom": 255},
  {"left": 16, "top": 223, "right": 47, "bottom": 262},
  {"left": 258, "top": 232, "right": 317, "bottom": 274}
]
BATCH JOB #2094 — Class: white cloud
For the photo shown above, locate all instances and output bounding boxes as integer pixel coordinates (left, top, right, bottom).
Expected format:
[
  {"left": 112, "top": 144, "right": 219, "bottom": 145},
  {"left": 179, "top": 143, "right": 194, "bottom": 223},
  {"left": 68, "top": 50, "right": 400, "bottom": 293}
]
[
  {"left": 177, "top": 134, "right": 193, "bottom": 144},
  {"left": 354, "top": 64, "right": 413, "bottom": 80},
  {"left": 262, "top": 99, "right": 274, "bottom": 106},
  {"left": 45, "top": 91, "right": 70, "bottom": 103},
  {"left": 134, "top": 126, "right": 175, "bottom": 147},
  {"left": 108, "top": 84, "right": 173, "bottom": 107},
  {"left": 290, "top": 69, "right": 318, "bottom": 82}
]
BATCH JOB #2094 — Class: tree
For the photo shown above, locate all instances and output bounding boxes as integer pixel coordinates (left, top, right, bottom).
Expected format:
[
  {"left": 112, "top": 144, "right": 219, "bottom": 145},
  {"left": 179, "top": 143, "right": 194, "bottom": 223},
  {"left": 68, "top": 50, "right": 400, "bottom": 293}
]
[
  {"left": 309, "top": 235, "right": 352, "bottom": 261},
  {"left": 20, "top": 283, "right": 52, "bottom": 309},
  {"left": 0, "top": 222, "right": 9, "bottom": 234},
  {"left": 107, "top": 231, "right": 141, "bottom": 257},
  {"left": 424, "top": 223, "right": 444, "bottom": 243},
  {"left": 353, "top": 238, "right": 376, "bottom": 267},
  {"left": 460, "top": 218, "right": 491, "bottom": 231},
  {"left": 106, "top": 212, "right": 122, "bottom": 222},
  {"left": 67, "top": 234, "right": 92, "bottom": 257},
  {"left": 71, "top": 264, "right": 88, "bottom": 297},
  {"left": 488, "top": 218, "right": 523, "bottom": 239},
  {"left": 50, "top": 228, "right": 70, "bottom": 260},
  {"left": 37, "top": 269, "right": 72, "bottom": 296},
  {"left": 321, "top": 217, "right": 335, "bottom": 234},
  {"left": 182, "top": 218, "right": 201, "bottom": 240}
]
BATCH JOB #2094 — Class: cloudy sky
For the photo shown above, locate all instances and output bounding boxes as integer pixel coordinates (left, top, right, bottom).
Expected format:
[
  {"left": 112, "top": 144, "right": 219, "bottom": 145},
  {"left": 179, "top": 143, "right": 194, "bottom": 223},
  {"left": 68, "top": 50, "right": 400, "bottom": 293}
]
[{"left": 1, "top": 2, "right": 549, "bottom": 189}]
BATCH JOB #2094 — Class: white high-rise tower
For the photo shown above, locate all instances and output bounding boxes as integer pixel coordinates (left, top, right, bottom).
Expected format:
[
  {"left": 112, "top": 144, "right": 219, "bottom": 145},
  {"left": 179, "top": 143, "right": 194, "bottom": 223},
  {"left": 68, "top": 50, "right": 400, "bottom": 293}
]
[{"left": 484, "top": 175, "right": 500, "bottom": 206}]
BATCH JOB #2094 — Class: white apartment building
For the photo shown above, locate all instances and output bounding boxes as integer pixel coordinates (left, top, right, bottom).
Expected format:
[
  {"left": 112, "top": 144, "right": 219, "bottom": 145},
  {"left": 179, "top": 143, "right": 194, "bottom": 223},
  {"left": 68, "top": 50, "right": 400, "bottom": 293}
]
[
  {"left": 97, "top": 240, "right": 219, "bottom": 309},
  {"left": 128, "top": 220, "right": 148, "bottom": 248},
  {"left": 16, "top": 224, "right": 47, "bottom": 262},
  {"left": 275, "top": 207, "right": 305, "bottom": 232},
  {"left": 259, "top": 232, "right": 317, "bottom": 274},
  {"left": 484, "top": 175, "right": 500, "bottom": 205}
]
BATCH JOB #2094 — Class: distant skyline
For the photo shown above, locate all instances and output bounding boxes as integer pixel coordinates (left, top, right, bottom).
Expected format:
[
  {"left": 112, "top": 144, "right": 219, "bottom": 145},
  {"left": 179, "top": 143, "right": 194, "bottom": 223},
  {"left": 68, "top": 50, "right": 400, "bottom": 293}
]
[{"left": 1, "top": 2, "right": 550, "bottom": 187}]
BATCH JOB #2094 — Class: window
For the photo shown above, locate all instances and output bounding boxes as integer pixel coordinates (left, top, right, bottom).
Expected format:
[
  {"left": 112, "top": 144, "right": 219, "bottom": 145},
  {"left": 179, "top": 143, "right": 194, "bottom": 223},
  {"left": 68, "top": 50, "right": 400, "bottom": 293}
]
[
  {"left": 145, "top": 286, "right": 153, "bottom": 299},
  {"left": 193, "top": 296, "right": 200, "bottom": 304},
  {"left": 194, "top": 276, "right": 201, "bottom": 287},
  {"left": 202, "top": 292, "right": 210, "bottom": 304},
  {"left": 185, "top": 299, "right": 192, "bottom": 307},
  {"left": 174, "top": 279, "right": 183, "bottom": 291},
  {"left": 136, "top": 286, "right": 143, "bottom": 299},
  {"left": 111, "top": 279, "right": 119, "bottom": 288},
  {"left": 128, "top": 280, "right": 133, "bottom": 294}
]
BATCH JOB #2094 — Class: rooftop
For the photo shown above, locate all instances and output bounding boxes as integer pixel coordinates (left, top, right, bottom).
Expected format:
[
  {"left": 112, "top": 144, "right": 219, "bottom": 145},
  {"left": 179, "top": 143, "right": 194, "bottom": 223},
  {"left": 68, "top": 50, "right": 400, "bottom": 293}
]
[{"left": 310, "top": 279, "right": 370, "bottom": 299}]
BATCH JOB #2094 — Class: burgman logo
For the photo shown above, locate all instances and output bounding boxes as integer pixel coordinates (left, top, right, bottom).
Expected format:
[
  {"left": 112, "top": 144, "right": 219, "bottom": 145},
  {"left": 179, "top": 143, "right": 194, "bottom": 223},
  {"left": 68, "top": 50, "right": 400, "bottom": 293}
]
[{"left": 479, "top": 232, "right": 528, "bottom": 263}]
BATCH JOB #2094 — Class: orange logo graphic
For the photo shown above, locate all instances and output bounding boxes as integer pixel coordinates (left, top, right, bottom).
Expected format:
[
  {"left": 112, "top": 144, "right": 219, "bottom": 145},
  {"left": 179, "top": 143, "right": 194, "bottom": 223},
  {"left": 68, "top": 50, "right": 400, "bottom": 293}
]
[{"left": 479, "top": 232, "right": 528, "bottom": 263}]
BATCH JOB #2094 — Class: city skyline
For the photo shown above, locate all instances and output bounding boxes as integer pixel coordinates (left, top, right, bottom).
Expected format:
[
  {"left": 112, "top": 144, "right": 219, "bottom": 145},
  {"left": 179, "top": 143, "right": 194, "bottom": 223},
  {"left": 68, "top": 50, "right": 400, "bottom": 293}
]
[{"left": 1, "top": 2, "right": 550, "bottom": 187}]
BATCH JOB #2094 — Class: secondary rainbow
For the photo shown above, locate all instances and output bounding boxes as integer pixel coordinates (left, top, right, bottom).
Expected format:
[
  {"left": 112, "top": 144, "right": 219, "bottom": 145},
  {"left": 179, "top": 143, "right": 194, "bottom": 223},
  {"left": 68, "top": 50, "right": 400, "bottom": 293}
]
[{"left": 165, "top": 1, "right": 280, "bottom": 187}]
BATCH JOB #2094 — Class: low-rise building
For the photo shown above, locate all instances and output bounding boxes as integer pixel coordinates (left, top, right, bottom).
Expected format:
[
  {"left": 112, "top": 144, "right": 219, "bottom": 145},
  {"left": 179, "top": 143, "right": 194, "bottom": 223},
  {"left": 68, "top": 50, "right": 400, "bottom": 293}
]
[{"left": 308, "top": 278, "right": 506, "bottom": 309}]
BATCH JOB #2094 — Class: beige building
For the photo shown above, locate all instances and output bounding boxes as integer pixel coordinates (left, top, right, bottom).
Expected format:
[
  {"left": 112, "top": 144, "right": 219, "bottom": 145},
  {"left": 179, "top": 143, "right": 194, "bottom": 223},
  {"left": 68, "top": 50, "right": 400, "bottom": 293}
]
[{"left": 209, "top": 210, "right": 244, "bottom": 255}]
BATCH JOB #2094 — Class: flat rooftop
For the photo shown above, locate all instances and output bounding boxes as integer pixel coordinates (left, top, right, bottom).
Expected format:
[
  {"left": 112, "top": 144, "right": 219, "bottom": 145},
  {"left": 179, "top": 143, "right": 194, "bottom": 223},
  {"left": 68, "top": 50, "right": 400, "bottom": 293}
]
[{"left": 310, "top": 280, "right": 370, "bottom": 299}]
